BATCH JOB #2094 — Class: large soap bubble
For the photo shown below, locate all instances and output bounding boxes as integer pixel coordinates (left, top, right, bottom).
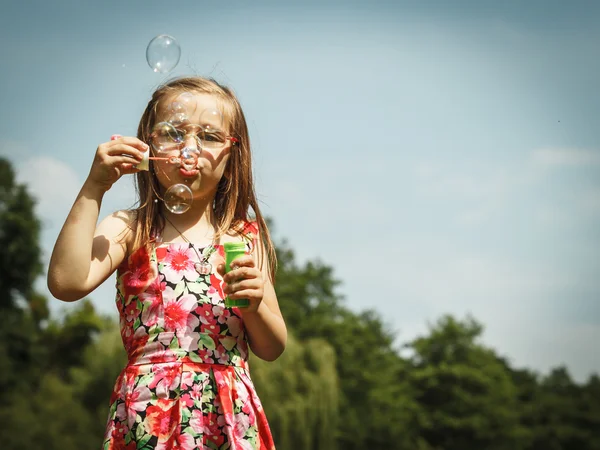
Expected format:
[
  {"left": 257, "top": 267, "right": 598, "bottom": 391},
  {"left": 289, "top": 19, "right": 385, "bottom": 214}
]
[
  {"left": 164, "top": 183, "right": 193, "bottom": 214},
  {"left": 146, "top": 34, "right": 181, "bottom": 73}
]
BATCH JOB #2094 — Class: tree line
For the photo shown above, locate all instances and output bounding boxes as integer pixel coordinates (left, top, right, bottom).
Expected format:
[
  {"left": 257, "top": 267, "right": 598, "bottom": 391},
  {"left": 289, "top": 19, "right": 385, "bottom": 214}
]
[{"left": 0, "top": 157, "right": 598, "bottom": 450}]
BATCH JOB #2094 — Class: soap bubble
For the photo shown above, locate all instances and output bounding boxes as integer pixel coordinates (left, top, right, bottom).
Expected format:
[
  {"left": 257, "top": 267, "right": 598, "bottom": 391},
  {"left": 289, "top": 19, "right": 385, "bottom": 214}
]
[
  {"left": 199, "top": 108, "right": 224, "bottom": 132},
  {"left": 146, "top": 34, "right": 181, "bottom": 73},
  {"left": 180, "top": 147, "right": 200, "bottom": 171},
  {"left": 167, "top": 101, "right": 188, "bottom": 125},
  {"left": 151, "top": 122, "right": 183, "bottom": 153},
  {"left": 164, "top": 183, "right": 193, "bottom": 214},
  {"left": 199, "top": 109, "right": 228, "bottom": 150},
  {"left": 174, "top": 92, "right": 197, "bottom": 116}
]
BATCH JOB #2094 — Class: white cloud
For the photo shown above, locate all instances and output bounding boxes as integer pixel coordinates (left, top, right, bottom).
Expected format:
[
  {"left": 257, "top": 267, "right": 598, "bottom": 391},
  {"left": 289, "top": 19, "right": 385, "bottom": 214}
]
[
  {"left": 334, "top": 240, "right": 598, "bottom": 381},
  {"left": 15, "top": 155, "right": 82, "bottom": 230},
  {"left": 532, "top": 148, "right": 600, "bottom": 167}
]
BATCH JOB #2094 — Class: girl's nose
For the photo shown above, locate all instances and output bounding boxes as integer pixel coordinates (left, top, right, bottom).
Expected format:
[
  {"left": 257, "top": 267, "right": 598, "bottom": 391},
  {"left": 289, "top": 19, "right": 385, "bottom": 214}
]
[{"left": 183, "top": 134, "right": 200, "bottom": 150}]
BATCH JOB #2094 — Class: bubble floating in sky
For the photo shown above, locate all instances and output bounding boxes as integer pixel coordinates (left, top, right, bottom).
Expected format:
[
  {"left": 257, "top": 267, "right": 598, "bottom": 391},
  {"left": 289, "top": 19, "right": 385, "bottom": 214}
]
[
  {"left": 164, "top": 183, "right": 193, "bottom": 214},
  {"left": 146, "top": 34, "right": 181, "bottom": 73}
]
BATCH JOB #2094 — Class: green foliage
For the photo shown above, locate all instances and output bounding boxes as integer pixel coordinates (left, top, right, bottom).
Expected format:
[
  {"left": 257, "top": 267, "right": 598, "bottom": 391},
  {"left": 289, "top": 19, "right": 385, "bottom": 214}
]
[
  {"left": 407, "top": 315, "right": 524, "bottom": 450},
  {"left": 0, "top": 157, "right": 42, "bottom": 309},
  {"left": 251, "top": 334, "right": 338, "bottom": 450}
]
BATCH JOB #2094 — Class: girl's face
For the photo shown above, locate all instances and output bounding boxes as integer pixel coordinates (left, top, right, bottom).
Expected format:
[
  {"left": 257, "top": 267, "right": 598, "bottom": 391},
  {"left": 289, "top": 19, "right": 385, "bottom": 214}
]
[{"left": 150, "top": 92, "right": 235, "bottom": 200}]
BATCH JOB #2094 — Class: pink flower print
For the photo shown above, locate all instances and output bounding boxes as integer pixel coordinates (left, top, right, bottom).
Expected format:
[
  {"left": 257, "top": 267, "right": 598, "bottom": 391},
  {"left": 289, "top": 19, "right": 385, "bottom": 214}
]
[
  {"left": 149, "top": 348, "right": 171, "bottom": 364},
  {"left": 202, "top": 412, "right": 226, "bottom": 448},
  {"left": 180, "top": 393, "right": 194, "bottom": 408},
  {"left": 209, "top": 272, "right": 225, "bottom": 298},
  {"left": 144, "top": 399, "right": 179, "bottom": 443},
  {"left": 233, "top": 412, "right": 252, "bottom": 446},
  {"left": 174, "top": 431, "right": 196, "bottom": 450},
  {"left": 140, "top": 277, "right": 166, "bottom": 327},
  {"left": 213, "top": 305, "right": 231, "bottom": 324},
  {"left": 115, "top": 402, "right": 127, "bottom": 422},
  {"left": 226, "top": 316, "right": 242, "bottom": 337},
  {"left": 162, "top": 244, "right": 198, "bottom": 284},
  {"left": 177, "top": 331, "right": 199, "bottom": 353},
  {"left": 195, "top": 302, "right": 214, "bottom": 325},
  {"left": 189, "top": 409, "right": 205, "bottom": 434},
  {"left": 190, "top": 380, "right": 205, "bottom": 402},
  {"left": 237, "top": 386, "right": 257, "bottom": 425},
  {"left": 129, "top": 326, "right": 149, "bottom": 354},
  {"left": 164, "top": 293, "right": 196, "bottom": 333},
  {"left": 149, "top": 364, "right": 180, "bottom": 399},
  {"left": 127, "top": 385, "right": 152, "bottom": 428},
  {"left": 214, "top": 348, "right": 231, "bottom": 365},
  {"left": 180, "top": 371, "right": 195, "bottom": 389},
  {"left": 198, "top": 349, "right": 214, "bottom": 364},
  {"left": 122, "top": 246, "right": 155, "bottom": 297},
  {"left": 123, "top": 299, "right": 139, "bottom": 324},
  {"left": 200, "top": 322, "right": 219, "bottom": 334},
  {"left": 217, "top": 310, "right": 231, "bottom": 324}
]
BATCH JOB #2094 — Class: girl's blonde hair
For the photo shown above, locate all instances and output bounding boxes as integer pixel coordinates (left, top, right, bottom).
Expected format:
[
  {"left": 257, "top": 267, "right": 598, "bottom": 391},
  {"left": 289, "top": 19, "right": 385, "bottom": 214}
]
[{"left": 131, "top": 76, "right": 276, "bottom": 282}]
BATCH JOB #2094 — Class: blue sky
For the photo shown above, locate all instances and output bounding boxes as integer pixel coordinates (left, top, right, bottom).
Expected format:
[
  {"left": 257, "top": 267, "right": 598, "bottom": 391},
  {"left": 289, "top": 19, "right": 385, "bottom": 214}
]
[{"left": 1, "top": 0, "right": 598, "bottom": 381}]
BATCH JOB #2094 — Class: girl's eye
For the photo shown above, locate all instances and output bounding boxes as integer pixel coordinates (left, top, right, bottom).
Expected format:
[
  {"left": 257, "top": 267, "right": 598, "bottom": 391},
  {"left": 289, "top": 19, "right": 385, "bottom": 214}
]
[
  {"left": 173, "top": 130, "right": 186, "bottom": 142},
  {"left": 204, "top": 132, "right": 225, "bottom": 142}
]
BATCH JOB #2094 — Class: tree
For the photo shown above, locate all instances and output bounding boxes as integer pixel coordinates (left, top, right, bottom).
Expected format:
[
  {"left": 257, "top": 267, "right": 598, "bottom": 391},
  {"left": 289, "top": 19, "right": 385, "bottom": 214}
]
[
  {"left": 407, "top": 315, "right": 524, "bottom": 450},
  {"left": 0, "top": 157, "right": 43, "bottom": 309},
  {"left": 0, "top": 157, "right": 47, "bottom": 399},
  {"left": 273, "top": 238, "right": 424, "bottom": 449},
  {"left": 251, "top": 335, "right": 339, "bottom": 450}
]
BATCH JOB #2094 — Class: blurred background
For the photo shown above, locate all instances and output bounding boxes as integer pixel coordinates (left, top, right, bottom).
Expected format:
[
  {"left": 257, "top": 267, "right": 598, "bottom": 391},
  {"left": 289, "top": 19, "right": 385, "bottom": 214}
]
[{"left": 0, "top": 0, "right": 599, "bottom": 448}]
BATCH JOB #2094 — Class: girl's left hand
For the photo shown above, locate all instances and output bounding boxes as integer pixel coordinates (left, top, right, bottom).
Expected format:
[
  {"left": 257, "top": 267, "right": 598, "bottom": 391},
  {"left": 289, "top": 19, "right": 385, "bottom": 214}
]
[{"left": 218, "top": 255, "right": 265, "bottom": 313}]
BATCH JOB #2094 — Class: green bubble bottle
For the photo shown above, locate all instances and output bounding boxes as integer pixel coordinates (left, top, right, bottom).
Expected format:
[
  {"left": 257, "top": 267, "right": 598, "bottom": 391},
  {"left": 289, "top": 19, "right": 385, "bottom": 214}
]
[{"left": 224, "top": 242, "right": 250, "bottom": 308}]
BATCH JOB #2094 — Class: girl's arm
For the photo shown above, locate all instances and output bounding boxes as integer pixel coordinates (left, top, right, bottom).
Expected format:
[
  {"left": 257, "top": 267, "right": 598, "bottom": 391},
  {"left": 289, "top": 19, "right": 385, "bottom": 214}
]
[
  {"left": 242, "top": 278, "right": 288, "bottom": 361},
  {"left": 47, "top": 136, "right": 146, "bottom": 301},
  {"left": 220, "top": 235, "right": 287, "bottom": 361}
]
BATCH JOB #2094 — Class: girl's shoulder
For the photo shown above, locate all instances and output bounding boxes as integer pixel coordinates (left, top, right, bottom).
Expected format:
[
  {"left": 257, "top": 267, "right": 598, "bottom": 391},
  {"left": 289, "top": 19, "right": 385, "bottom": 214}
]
[
  {"left": 100, "top": 209, "right": 138, "bottom": 253},
  {"left": 98, "top": 209, "right": 137, "bottom": 240}
]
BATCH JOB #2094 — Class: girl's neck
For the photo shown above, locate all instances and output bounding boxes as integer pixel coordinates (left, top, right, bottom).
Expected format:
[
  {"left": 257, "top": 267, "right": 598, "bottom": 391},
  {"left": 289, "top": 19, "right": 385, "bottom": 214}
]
[{"left": 162, "top": 193, "right": 217, "bottom": 234}]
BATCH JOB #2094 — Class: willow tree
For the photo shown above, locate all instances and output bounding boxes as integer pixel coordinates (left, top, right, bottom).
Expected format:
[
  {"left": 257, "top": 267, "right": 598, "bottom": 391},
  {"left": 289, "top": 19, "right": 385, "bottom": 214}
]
[{"left": 251, "top": 335, "right": 339, "bottom": 450}]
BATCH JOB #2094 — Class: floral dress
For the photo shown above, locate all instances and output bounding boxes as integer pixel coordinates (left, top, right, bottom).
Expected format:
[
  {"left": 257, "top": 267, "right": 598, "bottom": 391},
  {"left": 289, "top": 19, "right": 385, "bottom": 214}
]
[{"left": 103, "top": 222, "right": 276, "bottom": 450}]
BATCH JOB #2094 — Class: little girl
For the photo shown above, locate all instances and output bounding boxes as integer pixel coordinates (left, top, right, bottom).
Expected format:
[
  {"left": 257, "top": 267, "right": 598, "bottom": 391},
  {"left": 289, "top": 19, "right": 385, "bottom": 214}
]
[{"left": 47, "top": 76, "right": 286, "bottom": 449}]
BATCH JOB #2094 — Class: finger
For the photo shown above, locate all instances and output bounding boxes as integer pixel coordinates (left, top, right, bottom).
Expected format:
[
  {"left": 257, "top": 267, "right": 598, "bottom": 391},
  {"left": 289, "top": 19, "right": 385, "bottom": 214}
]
[
  {"left": 106, "top": 144, "right": 145, "bottom": 160},
  {"left": 224, "top": 267, "right": 261, "bottom": 283},
  {"left": 224, "top": 278, "right": 262, "bottom": 294},
  {"left": 229, "top": 255, "right": 255, "bottom": 269},
  {"left": 120, "top": 163, "right": 141, "bottom": 175},
  {"left": 227, "top": 289, "right": 262, "bottom": 301},
  {"left": 109, "top": 136, "right": 149, "bottom": 152},
  {"left": 108, "top": 154, "right": 144, "bottom": 165},
  {"left": 216, "top": 263, "right": 225, "bottom": 277}
]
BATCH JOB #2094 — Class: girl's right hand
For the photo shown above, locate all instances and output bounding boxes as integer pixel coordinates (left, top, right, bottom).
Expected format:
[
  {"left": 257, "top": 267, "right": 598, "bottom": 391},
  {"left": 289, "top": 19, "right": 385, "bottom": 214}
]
[{"left": 87, "top": 136, "right": 148, "bottom": 191}]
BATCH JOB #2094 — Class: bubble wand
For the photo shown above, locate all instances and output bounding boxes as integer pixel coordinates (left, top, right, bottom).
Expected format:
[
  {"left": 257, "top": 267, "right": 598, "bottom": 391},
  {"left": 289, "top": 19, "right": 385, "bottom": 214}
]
[{"left": 110, "top": 134, "right": 196, "bottom": 171}]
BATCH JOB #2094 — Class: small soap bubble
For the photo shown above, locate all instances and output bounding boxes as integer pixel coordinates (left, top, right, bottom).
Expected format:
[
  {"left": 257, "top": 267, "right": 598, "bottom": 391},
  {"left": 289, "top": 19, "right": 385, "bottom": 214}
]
[
  {"left": 199, "top": 109, "right": 224, "bottom": 132},
  {"left": 199, "top": 109, "right": 228, "bottom": 150},
  {"left": 169, "top": 102, "right": 186, "bottom": 114},
  {"left": 146, "top": 34, "right": 181, "bottom": 73},
  {"left": 167, "top": 102, "right": 188, "bottom": 125},
  {"left": 151, "top": 122, "right": 183, "bottom": 153},
  {"left": 180, "top": 147, "right": 199, "bottom": 170},
  {"left": 175, "top": 92, "right": 197, "bottom": 115},
  {"left": 164, "top": 184, "right": 193, "bottom": 214}
]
